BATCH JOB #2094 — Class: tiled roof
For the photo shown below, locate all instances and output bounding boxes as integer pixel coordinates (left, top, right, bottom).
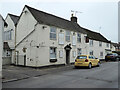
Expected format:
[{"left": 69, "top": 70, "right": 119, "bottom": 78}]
[
  {"left": 81, "top": 27, "right": 110, "bottom": 43},
  {"left": 8, "top": 13, "right": 19, "bottom": 25},
  {"left": 25, "top": 5, "right": 86, "bottom": 34}
]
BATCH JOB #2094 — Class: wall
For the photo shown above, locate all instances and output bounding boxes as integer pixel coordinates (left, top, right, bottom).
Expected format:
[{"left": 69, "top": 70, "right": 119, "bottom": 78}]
[
  {"left": 0, "top": 15, "right": 4, "bottom": 78},
  {"left": 4, "top": 15, "right": 15, "bottom": 49},
  {"left": 88, "top": 39, "right": 111, "bottom": 59}
]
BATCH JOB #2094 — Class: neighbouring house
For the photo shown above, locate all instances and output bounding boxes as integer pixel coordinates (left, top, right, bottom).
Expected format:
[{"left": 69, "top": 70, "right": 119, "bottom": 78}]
[
  {"left": 0, "top": 15, "right": 7, "bottom": 77},
  {"left": 82, "top": 28, "right": 115, "bottom": 60},
  {"left": 3, "top": 13, "right": 19, "bottom": 65},
  {"left": 14, "top": 5, "right": 88, "bottom": 67},
  {"left": 111, "top": 42, "right": 120, "bottom": 51}
]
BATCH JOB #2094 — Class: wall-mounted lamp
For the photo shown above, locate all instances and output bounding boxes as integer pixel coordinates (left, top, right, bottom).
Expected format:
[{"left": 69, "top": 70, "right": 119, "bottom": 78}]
[
  {"left": 23, "top": 10, "right": 28, "bottom": 14},
  {"left": 42, "top": 26, "right": 47, "bottom": 29}
]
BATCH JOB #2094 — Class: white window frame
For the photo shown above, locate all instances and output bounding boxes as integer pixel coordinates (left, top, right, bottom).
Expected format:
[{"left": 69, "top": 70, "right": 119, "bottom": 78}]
[
  {"left": 65, "top": 30, "right": 70, "bottom": 42},
  {"left": 89, "top": 50, "right": 93, "bottom": 55},
  {"left": 50, "top": 47, "right": 57, "bottom": 59},
  {"left": 77, "top": 33, "right": 81, "bottom": 43},
  {"left": 72, "top": 35, "right": 76, "bottom": 46},
  {"left": 99, "top": 41, "right": 102, "bottom": 47},
  {"left": 77, "top": 48, "right": 82, "bottom": 56},
  {"left": 100, "top": 52, "right": 103, "bottom": 58},
  {"left": 89, "top": 40, "right": 93, "bottom": 46},
  {"left": 50, "top": 27, "right": 57, "bottom": 40},
  {"left": 58, "top": 33, "right": 64, "bottom": 45},
  {"left": 59, "top": 50, "right": 63, "bottom": 58},
  {"left": 106, "top": 43, "right": 109, "bottom": 48},
  {"left": 73, "top": 51, "right": 76, "bottom": 58}
]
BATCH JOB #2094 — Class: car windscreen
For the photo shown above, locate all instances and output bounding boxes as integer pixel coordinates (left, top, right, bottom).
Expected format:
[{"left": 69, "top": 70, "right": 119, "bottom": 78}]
[{"left": 77, "top": 56, "right": 87, "bottom": 59}]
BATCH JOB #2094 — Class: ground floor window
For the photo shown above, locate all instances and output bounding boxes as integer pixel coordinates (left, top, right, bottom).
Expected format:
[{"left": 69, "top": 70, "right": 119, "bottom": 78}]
[
  {"left": 77, "top": 48, "right": 82, "bottom": 56},
  {"left": 59, "top": 50, "right": 63, "bottom": 58},
  {"left": 100, "top": 52, "right": 103, "bottom": 58},
  {"left": 89, "top": 50, "right": 93, "bottom": 55},
  {"left": 50, "top": 47, "right": 56, "bottom": 59},
  {"left": 73, "top": 51, "right": 76, "bottom": 58}
]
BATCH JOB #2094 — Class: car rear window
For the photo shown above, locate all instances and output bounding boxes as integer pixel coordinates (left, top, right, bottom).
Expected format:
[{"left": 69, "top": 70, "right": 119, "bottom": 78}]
[
  {"left": 77, "top": 56, "right": 87, "bottom": 59},
  {"left": 107, "top": 54, "right": 113, "bottom": 56}
]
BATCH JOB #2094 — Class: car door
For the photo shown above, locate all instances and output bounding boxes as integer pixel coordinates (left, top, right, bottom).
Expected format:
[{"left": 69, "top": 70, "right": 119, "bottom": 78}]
[
  {"left": 93, "top": 56, "right": 98, "bottom": 66},
  {"left": 89, "top": 56, "right": 94, "bottom": 66}
]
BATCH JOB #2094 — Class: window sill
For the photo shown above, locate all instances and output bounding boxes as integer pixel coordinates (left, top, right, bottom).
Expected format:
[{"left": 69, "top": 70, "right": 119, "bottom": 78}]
[{"left": 50, "top": 59, "right": 57, "bottom": 63}]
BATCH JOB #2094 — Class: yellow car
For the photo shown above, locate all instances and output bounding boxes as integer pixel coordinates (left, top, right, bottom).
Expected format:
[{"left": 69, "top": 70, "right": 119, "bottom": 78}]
[{"left": 74, "top": 55, "right": 100, "bottom": 69}]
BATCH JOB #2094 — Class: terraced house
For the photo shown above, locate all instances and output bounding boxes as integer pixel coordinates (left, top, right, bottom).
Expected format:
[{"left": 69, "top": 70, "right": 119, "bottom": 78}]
[
  {"left": 3, "top": 14, "right": 19, "bottom": 65},
  {"left": 4, "top": 5, "right": 115, "bottom": 67}
]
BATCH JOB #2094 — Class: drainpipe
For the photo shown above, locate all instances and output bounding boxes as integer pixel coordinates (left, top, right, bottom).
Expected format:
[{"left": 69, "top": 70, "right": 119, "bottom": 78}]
[{"left": 14, "top": 24, "right": 17, "bottom": 65}]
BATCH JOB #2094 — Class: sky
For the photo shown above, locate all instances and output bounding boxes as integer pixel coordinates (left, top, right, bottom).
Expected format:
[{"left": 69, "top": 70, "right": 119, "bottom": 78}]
[{"left": 0, "top": 0, "right": 119, "bottom": 43}]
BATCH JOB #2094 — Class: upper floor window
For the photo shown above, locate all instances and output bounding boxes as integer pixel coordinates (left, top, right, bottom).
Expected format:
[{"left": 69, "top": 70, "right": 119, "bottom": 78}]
[
  {"left": 72, "top": 35, "right": 76, "bottom": 46},
  {"left": 106, "top": 43, "right": 109, "bottom": 48},
  {"left": 58, "top": 33, "right": 64, "bottom": 45},
  {"left": 50, "top": 27, "right": 56, "bottom": 40},
  {"left": 65, "top": 31, "right": 70, "bottom": 41},
  {"left": 89, "top": 40, "right": 93, "bottom": 46},
  {"left": 99, "top": 41, "right": 102, "bottom": 47},
  {"left": 77, "top": 33, "right": 81, "bottom": 43},
  {"left": 4, "top": 29, "right": 13, "bottom": 40}
]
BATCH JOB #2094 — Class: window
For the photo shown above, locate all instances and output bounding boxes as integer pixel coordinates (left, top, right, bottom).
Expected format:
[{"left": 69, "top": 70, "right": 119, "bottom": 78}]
[
  {"left": 77, "top": 33, "right": 81, "bottom": 43},
  {"left": 77, "top": 56, "right": 87, "bottom": 59},
  {"left": 100, "top": 52, "right": 103, "bottom": 57},
  {"left": 50, "top": 27, "right": 56, "bottom": 40},
  {"left": 89, "top": 40, "right": 93, "bottom": 46},
  {"left": 4, "top": 29, "right": 12, "bottom": 40},
  {"left": 77, "top": 48, "right": 82, "bottom": 56},
  {"left": 66, "top": 31, "right": 70, "bottom": 41},
  {"left": 59, "top": 50, "right": 63, "bottom": 58},
  {"left": 106, "top": 43, "right": 109, "bottom": 47},
  {"left": 50, "top": 47, "right": 56, "bottom": 59},
  {"left": 73, "top": 51, "right": 76, "bottom": 58},
  {"left": 58, "top": 33, "right": 64, "bottom": 44},
  {"left": 72, "top": 35, "right": 76, "bottom": 46},
  {"left": 89, "top": 50, "right": 93, "bottom": 55},
  {"left": 99, "top": 41, "right": 102, "bottom": 47}
]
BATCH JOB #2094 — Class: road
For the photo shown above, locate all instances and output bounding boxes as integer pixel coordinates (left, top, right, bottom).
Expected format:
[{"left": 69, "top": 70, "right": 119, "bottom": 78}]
[{"left": 3, "top": 62, "right": 118, "bottom": 88}]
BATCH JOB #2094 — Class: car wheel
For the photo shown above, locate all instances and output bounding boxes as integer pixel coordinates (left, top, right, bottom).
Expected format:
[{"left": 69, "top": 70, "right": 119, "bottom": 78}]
[
  {"left": 88, "top": 63, "right": 92, "bottom": 69},
  {"left": 97, "top": 62, "right": 100, "bottom": 67}
]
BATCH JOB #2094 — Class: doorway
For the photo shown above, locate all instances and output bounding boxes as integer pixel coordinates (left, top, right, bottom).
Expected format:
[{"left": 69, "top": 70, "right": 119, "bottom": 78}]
[
  {"left": 24, "top": 55, "right": 26, "bottom": 66},
  {"left": 66, "top": 50, "right": 70, "bottom": 65}
]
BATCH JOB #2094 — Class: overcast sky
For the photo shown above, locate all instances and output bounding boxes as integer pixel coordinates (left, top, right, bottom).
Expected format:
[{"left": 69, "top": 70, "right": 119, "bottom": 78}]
[{"left": 0, "top": 0, "right": 119, "bottom": 43}]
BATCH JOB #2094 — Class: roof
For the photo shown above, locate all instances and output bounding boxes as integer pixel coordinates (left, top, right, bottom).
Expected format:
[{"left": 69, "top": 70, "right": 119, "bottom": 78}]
[
  {"left": 3, "top": 42, "right": 11, "bottom": 50},
  {"left": 8, "top": 13, "right": 19, "bottom": 25},
  {"left": 81, "top": 27, "right": 110, "bottom": 43},
  {"left": 25, "top": 5, "right": 86, "bottom": 34},
  {"left": 0, "top": 14, "right": 8, "bottom": 26},
  {"left": 111, "top": 42, "right": 120, "bottom": 47}
]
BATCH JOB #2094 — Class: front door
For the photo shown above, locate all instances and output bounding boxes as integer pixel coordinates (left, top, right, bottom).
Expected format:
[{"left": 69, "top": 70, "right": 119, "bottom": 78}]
[{"left": 66, "top": 50, "right": 70, "bottom": 65}]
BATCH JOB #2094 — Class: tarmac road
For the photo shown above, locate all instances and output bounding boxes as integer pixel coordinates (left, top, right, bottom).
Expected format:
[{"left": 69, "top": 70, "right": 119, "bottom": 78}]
[{"left": 3, "top": 62, "right": 119, "bottom": 88}]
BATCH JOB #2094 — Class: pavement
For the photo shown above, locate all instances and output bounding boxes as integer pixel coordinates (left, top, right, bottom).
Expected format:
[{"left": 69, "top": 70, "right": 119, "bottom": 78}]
[{"left": 2, "top": 61, "right": 106, "bottom": 83}]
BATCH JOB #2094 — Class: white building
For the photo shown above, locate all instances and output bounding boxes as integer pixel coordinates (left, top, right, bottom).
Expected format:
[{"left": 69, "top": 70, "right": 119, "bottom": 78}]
[
  {"left": 3, "top": 14, "right": 19, "bottom": 65},
  {"left": 14, "top": 5, "right": 88, "bottom": 67},
  {"left": 7, "top": 5, "right": 115, "bottom": 67},
  {"left": 83, "top": 28, "right": 115, "bottom": 60}
]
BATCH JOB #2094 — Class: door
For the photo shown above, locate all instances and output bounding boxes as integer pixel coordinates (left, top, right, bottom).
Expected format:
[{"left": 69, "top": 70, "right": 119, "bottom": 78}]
[
  {"left": 66, "top": 50, "right": 70, "bottom": 65},
  {"left": 24, "top": 55, "right": 26, "bottom": 66}
]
